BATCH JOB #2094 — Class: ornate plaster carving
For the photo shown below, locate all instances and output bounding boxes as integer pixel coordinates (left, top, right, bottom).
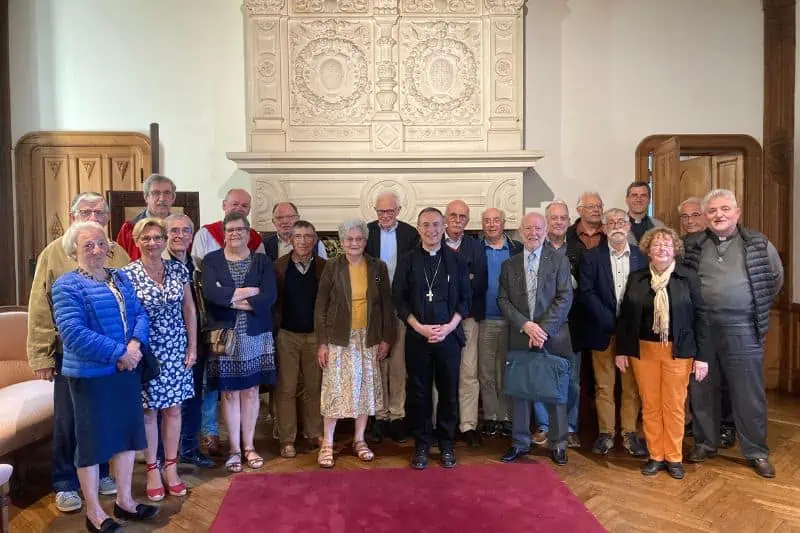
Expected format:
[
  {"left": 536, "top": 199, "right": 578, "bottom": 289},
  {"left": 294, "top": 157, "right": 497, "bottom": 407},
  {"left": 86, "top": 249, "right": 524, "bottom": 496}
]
[
  {"left": 401, "top": 0, "right": 478, "bottom": 14},
  {"left": 245, "top": 0, "right": 285, "bottom": 15},
  {"left": 484, "top": 0, "right": 524, "bottom": 14}
]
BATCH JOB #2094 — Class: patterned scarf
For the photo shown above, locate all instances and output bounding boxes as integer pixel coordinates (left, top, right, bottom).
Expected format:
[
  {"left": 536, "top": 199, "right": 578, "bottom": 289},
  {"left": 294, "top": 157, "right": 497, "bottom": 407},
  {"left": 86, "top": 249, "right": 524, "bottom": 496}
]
[{"left": 649, "top": 261, "right": 675, "bottom": 344}]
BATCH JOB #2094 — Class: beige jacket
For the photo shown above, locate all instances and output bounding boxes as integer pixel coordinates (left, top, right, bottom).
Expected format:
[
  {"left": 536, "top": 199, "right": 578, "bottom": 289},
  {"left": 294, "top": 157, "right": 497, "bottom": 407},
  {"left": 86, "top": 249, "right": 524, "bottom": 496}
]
[{"left": 26, "top": 238, "right": 130, "bottom": 371}]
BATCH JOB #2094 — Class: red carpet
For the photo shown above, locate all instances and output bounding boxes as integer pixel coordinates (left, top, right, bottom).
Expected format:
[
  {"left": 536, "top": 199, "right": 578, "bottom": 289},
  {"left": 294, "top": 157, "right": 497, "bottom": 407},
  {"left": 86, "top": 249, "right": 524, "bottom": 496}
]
[{"left": 210, "top": 462, "right": 606, "bottom": 533}]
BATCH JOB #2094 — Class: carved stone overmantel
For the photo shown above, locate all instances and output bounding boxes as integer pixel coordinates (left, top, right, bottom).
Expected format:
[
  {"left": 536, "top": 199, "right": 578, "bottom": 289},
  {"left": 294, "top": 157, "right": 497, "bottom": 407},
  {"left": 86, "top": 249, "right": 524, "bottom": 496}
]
[{"left": 235, "top": 0, "right": 538, "bottom": 230}]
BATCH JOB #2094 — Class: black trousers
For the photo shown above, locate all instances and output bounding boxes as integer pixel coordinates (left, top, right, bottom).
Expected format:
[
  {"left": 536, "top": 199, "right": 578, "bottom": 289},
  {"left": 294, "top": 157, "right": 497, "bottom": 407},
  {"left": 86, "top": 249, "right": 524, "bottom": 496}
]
[
  {"left": 690, "top": 326, "right": 769, "bottom": 459},
  {"left": 405, "top": 331, "right": 461, "bottom": 450}
]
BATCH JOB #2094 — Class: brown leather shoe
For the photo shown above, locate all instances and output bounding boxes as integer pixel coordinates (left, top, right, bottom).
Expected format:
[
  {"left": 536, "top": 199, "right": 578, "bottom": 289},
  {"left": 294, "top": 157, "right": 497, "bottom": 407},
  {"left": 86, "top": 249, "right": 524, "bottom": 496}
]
[
  {"left": 748, "top": 458, "right": 776, "bottom": 478},
  {"left": 202, "top": 435, "right": 223, "bottom": 457},
  {"left": 280, "top": 443, "right": 297, "bottom": 458}
]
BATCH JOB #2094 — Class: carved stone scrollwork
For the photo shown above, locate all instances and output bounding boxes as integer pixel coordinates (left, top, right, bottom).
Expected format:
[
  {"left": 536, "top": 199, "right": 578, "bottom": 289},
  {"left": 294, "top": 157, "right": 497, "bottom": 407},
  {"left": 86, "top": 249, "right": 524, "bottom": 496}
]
[
  {"left": 374, "top": 0, "right": 399, "bottom": 14},
  {"left": 245, "top": 0, "right": 286, "bottom": 15},
  {"left": 359, "top": 178, "right": 418, "bottom": 221},
  {"left": 253, "top": 177, "right": 288, "bottom": 230},
  {"left": 400, "top": 21, "right": 481, "bottom": 124},
  {"left": 487, "top": 176, "right": 521, "bottom": 227},
  {"left": 402, "top": 0, "right": 477, "bottom": 13},
  {"left": 294, "top": 0, "right": 369, "bottom": 13},
  {"left": 484, "top": 0, "right": 524, "bottom": 14}
]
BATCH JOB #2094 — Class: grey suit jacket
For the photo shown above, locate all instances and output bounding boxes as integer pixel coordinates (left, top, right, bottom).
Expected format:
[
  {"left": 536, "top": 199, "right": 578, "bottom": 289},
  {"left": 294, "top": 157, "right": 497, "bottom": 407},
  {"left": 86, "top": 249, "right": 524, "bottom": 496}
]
[{"left": 497, "top": 245, "right": 573, "bottom": 355}]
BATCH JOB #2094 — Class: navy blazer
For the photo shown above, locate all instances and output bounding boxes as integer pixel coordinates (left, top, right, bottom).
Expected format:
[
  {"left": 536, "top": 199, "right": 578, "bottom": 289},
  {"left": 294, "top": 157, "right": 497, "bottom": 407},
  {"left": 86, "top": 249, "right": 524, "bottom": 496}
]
[
  {"left": 579, "top": 244, "right": 648, "bottom": 351},
  {"left": 442, "top": 234, "right": 487, "bottom": 321},
  {"left": 365, "top": 220, "right": 420, "bottom": 259},
  {"left": 201, "top": 250, "right": 277, "bottom": 335}
]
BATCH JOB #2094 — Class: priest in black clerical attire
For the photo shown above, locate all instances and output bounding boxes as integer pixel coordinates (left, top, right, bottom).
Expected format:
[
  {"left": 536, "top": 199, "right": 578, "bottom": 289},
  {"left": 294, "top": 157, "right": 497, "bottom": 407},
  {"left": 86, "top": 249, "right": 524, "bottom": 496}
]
[{"left": 392, "top": 207, "right": 471, "bottom": 470}]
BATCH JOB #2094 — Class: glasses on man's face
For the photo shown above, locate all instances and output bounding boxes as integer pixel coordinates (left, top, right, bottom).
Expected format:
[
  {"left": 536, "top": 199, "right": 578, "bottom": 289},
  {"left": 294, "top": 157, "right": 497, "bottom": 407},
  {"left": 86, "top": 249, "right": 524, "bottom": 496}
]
[
  {"left": 375, "top": 209, "right": 397, "bottom": 216},
  {"left": 679, "top": 213, "right": 703, "bottom": 220},
  {"left": 274, "top": 214, "right": 299, "bottom": 223},
  {"left": 604, "top": 219, "right": 628, "bottom": 228},
  {"left": 293, "top": 234, "right": 315, "bottom": 242},
  {"left": 148, "top": 190, "right": 173, "bottom": 199},
  {"left": 581, "top": 203, "right": 603, "bottom": 211},
  {"left": 168, "top": 227, "right": 193, "bottom": 236},
  {"left": 483, "top": 218, "right": 504, "bottom": 225},
  {"left": 225, "top": 227, "right": 248, "bottom": 235},
  {"left": 77, "top": 209, "right": 107, "bottom": 219},
  {"left": 139, "top": 235, "right": 165, "bottom": 244}
]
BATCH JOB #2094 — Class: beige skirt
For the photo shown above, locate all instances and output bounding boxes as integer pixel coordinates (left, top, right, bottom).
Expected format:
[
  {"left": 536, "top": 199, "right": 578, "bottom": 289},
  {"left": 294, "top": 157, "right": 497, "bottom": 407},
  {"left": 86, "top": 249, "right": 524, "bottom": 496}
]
[{"left": 320, "top": 328, "right": 384, "bottom": 419}]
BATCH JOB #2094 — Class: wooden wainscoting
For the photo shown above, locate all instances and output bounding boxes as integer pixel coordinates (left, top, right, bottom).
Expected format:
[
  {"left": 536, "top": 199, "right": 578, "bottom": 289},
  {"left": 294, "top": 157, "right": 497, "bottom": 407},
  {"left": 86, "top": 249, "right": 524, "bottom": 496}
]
[{"left": 780, "top": 304, "right": 800, "bottom": 394}]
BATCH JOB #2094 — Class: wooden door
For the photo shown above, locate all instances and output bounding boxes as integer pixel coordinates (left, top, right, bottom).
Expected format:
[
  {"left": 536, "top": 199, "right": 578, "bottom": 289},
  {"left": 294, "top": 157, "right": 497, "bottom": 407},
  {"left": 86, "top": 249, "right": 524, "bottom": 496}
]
[
  {"left": 15, "top": 132, "right": 151, "bottom": 304},
  {"left": 651, "top": 137, "right": 681, "bottom": 229},
  {"left": 677, "top": 154, "right": 745, "bottom": 206},
  {"left": 679, "top": 156, "right": 712, "bottom": 201}
]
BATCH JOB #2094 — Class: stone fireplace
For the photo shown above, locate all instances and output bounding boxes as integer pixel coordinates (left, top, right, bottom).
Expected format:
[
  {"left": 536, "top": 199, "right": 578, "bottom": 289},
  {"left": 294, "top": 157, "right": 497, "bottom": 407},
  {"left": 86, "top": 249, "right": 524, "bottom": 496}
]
[{"left": 228, "top": 0, "right": 542, "bottom": 232}]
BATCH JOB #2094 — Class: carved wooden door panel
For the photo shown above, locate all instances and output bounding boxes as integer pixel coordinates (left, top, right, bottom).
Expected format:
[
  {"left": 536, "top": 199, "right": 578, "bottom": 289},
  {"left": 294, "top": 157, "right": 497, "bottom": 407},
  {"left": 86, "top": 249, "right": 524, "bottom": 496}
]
[
  {"left": 15, "top": 132, "right": 151, "bottom": 304},
  {"left": 651, "top": 137, "right": 681, "bottom": 230}
]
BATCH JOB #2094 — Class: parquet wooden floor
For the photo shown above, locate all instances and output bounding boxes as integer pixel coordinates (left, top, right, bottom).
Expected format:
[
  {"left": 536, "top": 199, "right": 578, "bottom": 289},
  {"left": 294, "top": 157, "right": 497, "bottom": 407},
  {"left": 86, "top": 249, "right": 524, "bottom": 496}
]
[{"left": 9, "top": 392, "right": 800, "bottom": 533}]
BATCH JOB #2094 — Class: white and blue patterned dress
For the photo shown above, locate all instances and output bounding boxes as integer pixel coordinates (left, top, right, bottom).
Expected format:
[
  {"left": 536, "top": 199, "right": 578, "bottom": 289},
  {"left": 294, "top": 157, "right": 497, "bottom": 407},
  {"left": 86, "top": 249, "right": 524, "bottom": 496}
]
[{"left": 122, "top": 260, "right": 195, "bottom": 409}]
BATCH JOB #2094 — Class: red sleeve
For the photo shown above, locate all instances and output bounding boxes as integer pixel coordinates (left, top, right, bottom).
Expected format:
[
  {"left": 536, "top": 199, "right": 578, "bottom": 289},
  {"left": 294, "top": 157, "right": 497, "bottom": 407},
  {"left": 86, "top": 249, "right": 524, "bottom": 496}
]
[{"left": 116, "top": 222, "right": 140, "bottom": 261}]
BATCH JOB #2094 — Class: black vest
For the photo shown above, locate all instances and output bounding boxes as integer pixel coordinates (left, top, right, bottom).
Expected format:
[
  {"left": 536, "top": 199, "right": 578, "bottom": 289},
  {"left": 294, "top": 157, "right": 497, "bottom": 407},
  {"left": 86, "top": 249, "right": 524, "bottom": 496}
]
[
  {"left": 281, "top": 263, "right": 318, "bottom": 334},
  {"left": 683, "top": 226, "right": 777, "bottom": 340}
]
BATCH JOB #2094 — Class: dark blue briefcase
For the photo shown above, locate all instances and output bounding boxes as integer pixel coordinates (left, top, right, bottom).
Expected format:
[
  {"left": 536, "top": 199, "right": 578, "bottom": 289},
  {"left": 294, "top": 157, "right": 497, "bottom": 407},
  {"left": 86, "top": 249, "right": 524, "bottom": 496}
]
[{"left": 503, "top": 349, "right": 569, "bottom": 404}]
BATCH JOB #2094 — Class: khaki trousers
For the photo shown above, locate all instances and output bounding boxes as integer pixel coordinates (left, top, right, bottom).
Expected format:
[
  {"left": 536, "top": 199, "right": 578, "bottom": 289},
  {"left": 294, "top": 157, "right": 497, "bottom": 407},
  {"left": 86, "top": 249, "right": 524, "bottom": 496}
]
[
  {"left": 458, "top": 318, "right": 480, "bottom": 432},
  {"left": 376, "top": 318, "right": 407, "bottom": 421},
  {"left": 275, "top": 330, "right": 323, "bottom": 443},
  {"left": 478, "top": 319, "right": 509, "bottom": 421},
  {"left": 631, "top": 341, "right": 693, "bottom": 462},
  {"left": 592, "top": 336, "right": 641, "bottom": 435}
]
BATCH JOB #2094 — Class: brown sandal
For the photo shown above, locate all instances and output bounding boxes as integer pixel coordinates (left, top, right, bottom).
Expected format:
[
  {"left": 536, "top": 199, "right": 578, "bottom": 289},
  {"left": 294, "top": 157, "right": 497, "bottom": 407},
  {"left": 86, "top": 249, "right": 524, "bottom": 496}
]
[
  {"left": 353, "top": 440, "right": 375, "bottom": 462},
  {"left": 243, "top": 448, "right": 264, "bottom": 469},
  {"left": 317, "top": 444, "right": 335, "bottom": 468},
  {"left": 225, "top": 452, "right": 242, "bottom": 473}
]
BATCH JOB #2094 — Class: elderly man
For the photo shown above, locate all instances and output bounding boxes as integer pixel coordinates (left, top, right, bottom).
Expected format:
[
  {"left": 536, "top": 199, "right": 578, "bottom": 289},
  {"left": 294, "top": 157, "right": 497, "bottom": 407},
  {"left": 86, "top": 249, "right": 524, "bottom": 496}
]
[
  {"left": 685, "top": 189, "right": 783, "bottom": 478},
  {"left": 116, "top": 174, "right": 176, "bottom": 259},
  {"left": 364, "top": 191, "right": 419, "bottom": 443},
  {"left": 678, "top": 197, "right": 706, "bottom": 236},
  {"left": 191, "top": 189, "right": 265, "bottom": 268},
  {"left": 499, "top": 212, "right": 573, "bottom": 466},
  {"left": 263, "top": 202, "right": 327, "bottom": 261},
  {"left": 27, "top": 192, "right": 129, "bottom": 512},
  {"left": 625, "top": 182, "right": 663, "bottom": 245},
  {"left": 393, "top": 207, "right": 471, "bottom": 470},
  {"left": 477, "top": 208, "right": 522, "bottom": 439},
  {"left": 441, "top": 199, "right": 486, "bottom": 447},
  {"left": 566, "top": 192, "right": 606, "bottom": 252},
  {"left": 580, "top": 208, "right": 648, "bottom": 457}
]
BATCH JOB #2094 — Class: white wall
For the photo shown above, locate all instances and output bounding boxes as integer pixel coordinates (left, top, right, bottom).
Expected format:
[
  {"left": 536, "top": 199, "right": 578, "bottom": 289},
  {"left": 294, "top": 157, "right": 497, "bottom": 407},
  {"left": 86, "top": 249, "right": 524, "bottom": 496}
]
[
  {"left": 9, "top": 0, "right": 764, "bottom": 226},
  {"left": 9, "top": 0, "right": 248, "bottom": 224},
  {"left": 525, "top": 0, "right": 764, "bottom": 212}
]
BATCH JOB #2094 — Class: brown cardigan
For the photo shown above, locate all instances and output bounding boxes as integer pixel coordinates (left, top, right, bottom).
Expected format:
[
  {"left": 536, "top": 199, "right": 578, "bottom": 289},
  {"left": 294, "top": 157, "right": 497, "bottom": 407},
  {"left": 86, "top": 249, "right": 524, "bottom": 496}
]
[
  {"left": 314, "top": 254, "right": 396, "bottom": 348},
  {"left": 273, "top": 254, "right": 327, "bottom": 332}
]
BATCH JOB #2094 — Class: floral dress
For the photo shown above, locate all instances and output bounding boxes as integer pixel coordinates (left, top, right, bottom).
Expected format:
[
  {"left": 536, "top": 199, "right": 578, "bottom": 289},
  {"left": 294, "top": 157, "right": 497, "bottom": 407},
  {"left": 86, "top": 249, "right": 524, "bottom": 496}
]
[{"left": 121, "top": 260, "right": 195, "bottom": 409}]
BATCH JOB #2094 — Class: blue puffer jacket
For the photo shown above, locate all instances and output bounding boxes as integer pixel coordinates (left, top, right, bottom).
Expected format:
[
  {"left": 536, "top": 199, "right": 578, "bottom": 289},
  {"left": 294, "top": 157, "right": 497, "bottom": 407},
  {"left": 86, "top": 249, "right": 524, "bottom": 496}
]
[{"left": 52, "top": 269, "right": 150, "bottom": 378}]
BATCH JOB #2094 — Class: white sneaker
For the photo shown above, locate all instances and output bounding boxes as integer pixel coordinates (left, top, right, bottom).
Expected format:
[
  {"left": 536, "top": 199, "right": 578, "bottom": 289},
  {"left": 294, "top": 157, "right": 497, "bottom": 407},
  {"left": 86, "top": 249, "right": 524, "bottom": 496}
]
[
  {"left": 55, "top": 490, "right": 82, "bottom": 512},
  {"left": 98, "top": 476, "right": 117, "bottom": 496}
]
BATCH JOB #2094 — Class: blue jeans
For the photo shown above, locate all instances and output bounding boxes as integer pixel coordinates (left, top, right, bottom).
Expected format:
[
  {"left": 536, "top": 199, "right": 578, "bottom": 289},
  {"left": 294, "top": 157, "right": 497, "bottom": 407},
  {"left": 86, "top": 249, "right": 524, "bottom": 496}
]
[
  {"left": 180, "top": 351, "right": 208, "bottom": 454},
  {"left": 52, "top": 354, "right": 109, "bottom": 492},
  {"left": 200, "top": 354, "right": 219, "bottom": 437},
  {"left": 533, "top": 352, "right": 581, "bottom": 433}
]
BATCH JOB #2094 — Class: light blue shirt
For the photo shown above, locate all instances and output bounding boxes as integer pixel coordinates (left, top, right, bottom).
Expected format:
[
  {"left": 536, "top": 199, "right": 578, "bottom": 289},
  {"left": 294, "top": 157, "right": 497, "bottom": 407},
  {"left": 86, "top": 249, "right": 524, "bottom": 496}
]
[
  {"left": 484, "top": 238, "right": 511, "bottom": 319},
  {"left": 379, "top": 222, "right": 399, "bottom": 282}
]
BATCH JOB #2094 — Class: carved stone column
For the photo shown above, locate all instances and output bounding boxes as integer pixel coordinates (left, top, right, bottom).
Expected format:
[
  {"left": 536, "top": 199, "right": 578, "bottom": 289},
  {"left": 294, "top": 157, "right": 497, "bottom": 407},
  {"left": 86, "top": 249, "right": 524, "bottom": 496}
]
[{"left": 372, "top": 5, "right": 402, "bottom": 151}]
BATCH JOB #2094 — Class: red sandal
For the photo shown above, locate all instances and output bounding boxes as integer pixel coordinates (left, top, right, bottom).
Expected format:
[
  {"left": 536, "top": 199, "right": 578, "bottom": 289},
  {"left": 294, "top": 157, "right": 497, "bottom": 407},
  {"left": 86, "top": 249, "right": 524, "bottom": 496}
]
[
  {"left": 145, "top": 462, "right": 165, "bottom": 502},
  {"left": 161, "top": 457, "right": 188, "bottom": 497}
]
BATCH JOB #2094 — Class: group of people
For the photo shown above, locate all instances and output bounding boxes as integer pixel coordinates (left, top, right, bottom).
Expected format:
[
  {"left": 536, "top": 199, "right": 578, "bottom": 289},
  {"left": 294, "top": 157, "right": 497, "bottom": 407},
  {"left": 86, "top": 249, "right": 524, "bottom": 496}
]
[{"left": 25, "top": 174, "right": 783, "bottom": 532}]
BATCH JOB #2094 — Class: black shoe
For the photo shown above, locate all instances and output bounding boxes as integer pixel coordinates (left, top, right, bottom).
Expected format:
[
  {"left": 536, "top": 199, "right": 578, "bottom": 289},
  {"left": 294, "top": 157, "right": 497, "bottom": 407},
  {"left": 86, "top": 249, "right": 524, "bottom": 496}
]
[
  {"left": 86, "top": 518, "right": 122, "bottom": 533},
  {"left": 500, "top": 447, "right": 529, "bottom": 463},
  {"left": 591, "top": 433, "right": 614, "bottom": 455},
  {"left": 440, "top": 449, "right": 457, "bottom": 468},
  {"left": 180, "top": 450, "right": 216, "bottom": 468},
  {"left": 719, "top": 426, "right": 737, "bottom": 449},
  {"left": 665, "top": 461, "right": 684, "bottom": 479},
  {"left": 623, "top": 433, "right": 648, "bottom": 458},
  {"left": 687, "top": 446, "right": 717, "bottom": 463},
  {"left": 430, "top": 433, "right": 439, "bottom": 449},
  {"left": 388, "top": 419, "right": 408, "bottom": 443},
  {"left": 550, "top": 448, "right": 568, "bottom": 466},
  {"left": 113, "top": 503, "right": 159, "bottom": 522},
  {"left": 369, "top": 419, "right": 386, "bottom": 444},
  {"left": 410, "top": 448, "right": 429, "bottom": 470},
  {"left": 500, "top": 421, "right": 513, "bottom": 438},
  {"left": 480, "top": 420, "right": 498, "bottom": 437},
  {"left": 463, "top": 429, "right": 482, "bottom": 448},
  {"left": 641, "top": 459, "right": 664, "bottom": 476},
  {"left": 684, "top": 423, "right": 693, "bottom": 438},
  {"left": 748, "top": 458, "right": 776, "bottom": 479}
]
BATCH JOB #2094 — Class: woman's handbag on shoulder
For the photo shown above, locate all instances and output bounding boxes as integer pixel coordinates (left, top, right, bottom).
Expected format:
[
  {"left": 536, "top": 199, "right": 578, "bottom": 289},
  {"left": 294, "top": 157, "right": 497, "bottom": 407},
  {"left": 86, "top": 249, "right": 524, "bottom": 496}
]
[
  {"left": 503, "top": 348, "right": 570, "bottom": 404},
  {"left": 207, "top": 329, "right": 236, "bottom": 356}
]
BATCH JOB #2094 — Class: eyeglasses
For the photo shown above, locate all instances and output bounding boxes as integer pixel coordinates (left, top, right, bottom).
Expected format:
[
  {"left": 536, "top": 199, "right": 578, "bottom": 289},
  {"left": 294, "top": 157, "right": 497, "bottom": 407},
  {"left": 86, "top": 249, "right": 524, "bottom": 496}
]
[
  {"left": 604, "top": 219, "right": 628, "bottom": 228},
  {"left": 77, "top": 209, "right": 107, "bottom": 218},
  {"left": 679, "top": 213, "right": 703, "bottom": 220},
  {"left": 581, "top": 203, "right": 603, "bottom": 211},
  {"left": 225, "top": 227, "right": 248, "bottom": 235},
  {"left": 482, "top": 218, "right": 505, "bottom": 225},
  {"left": 168, "top": 227, "right": 193, "bottom": 236},
  {"left": 139, "top": 235, "right": 165, "bottom": 243},
  {"left": 343, "top": 236, "right": 365, "bottom": 244},
  {"left": 293, "top": 234, "right": 316, "bottom": 241},
  {"left": 273, "top": 214, "right": 299, "bottom": 222},
  {"left": 375, "top": 209, "right": 397, "bottom": 216},
  {"left": 148, "top": 190, "right": 174, "bottom": 198},
  {"left": 651, "top": 243, "right": 674, "bottom": 250}
]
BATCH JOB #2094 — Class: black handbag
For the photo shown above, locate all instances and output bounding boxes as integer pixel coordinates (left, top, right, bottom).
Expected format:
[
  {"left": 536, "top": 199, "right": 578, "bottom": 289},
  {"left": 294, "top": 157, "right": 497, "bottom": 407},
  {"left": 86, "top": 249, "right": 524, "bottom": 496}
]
[
  {"left": 137, "top": 345, "right": 161, "bottom": 384},
  {"left": 504, "top": 349, "right": 569, "bottom": 404}
]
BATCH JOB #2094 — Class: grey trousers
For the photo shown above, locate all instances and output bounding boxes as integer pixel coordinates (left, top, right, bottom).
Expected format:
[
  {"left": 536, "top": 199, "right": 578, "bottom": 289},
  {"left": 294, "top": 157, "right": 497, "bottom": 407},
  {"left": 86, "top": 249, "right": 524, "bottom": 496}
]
[
  {"left": 689, "top": 325, "right": 769, "bottom": 459},
  {"left": 512, "top": 398, "right": 568, "bottom": 451}
]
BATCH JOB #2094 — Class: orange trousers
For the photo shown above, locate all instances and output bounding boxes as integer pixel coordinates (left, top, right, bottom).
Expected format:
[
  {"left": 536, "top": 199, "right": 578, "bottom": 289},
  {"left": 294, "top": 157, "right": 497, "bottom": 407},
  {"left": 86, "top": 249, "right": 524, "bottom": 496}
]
[{"left": 630, "top": 341, "right": 693, "bottom": 463}]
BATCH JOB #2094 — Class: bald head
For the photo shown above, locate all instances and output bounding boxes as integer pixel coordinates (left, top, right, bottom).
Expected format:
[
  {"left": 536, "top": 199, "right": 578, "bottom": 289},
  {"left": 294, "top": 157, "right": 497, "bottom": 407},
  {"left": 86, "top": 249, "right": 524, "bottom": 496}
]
[
  {"left": 520, "top": 212, "right": 547, "bottom": 251},
  {"left": 223, "top": 189, "right": 252, "bottom": 217},
  {"left": 445, "top": 199, "right": 470, "bottom": 240}
]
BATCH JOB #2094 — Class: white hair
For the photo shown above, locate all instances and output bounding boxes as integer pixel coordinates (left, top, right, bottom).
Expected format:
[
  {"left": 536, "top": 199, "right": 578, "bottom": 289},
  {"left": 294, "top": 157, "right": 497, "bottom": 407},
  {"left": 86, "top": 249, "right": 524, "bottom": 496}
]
[
  {"left": 701, "top": 189, "right": 737, "bottom": 211},
  {"left": 374, "top": 190, "right": 401, "bottom": 208},
  {"left": 164, "top": 213, "right": 194, "bottom": 233},
  {"left": 677, "top": 196, "right": 703, "bottom": 213},
  {"left": 69, "top": 192, "right": 107, "bottom": 215},
  {"left": 576, "top": 191, "right": 603, "bottom": 209},
  {"left": 338, "top": 218, "right": 369, "bottom": 242},
  {"left": 545, "top": 199, "right": 570, "bottom": 217},
  {"left": 480, "top": 207, "right": 506, "bottom": 220},
  {"left": 601, "top": 208, "right": 628, "bottom": 224},
  {"left": 61, "top": 221, "right": 107, "bottom": 259}
]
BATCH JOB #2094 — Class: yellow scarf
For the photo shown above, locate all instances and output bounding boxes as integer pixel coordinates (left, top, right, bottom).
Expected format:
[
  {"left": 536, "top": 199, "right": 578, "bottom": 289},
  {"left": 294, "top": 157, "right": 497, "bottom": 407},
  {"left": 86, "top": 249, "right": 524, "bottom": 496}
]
[{"left": 649, "top": 261, "right": 675, "bottom": 344}]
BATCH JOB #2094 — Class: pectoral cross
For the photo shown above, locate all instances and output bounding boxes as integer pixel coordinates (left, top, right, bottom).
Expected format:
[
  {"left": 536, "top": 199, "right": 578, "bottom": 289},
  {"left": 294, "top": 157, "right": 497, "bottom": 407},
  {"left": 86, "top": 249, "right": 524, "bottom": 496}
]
[{"left": 426, "top": 289, "right": 434, "bottom": 302}]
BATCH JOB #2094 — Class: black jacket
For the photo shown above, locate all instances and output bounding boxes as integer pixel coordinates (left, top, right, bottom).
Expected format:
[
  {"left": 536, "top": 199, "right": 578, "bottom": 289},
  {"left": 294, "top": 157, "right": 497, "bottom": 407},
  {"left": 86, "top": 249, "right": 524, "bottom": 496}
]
[
  {"left": 365, "top": 220, "right": 420, "bottom": 260},
  {"left": 442, "top": 233, "right": 487, "bottom": 321},
  {"left": 615, "top": 264, "right": 710, "bottom": 362}
]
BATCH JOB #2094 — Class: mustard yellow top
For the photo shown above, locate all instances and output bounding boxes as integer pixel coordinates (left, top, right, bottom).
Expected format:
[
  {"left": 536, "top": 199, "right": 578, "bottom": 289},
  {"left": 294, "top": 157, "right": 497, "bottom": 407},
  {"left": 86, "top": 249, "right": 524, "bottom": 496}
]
[{"left": 349, "top": 260, "right": 368, "bottom": 330}]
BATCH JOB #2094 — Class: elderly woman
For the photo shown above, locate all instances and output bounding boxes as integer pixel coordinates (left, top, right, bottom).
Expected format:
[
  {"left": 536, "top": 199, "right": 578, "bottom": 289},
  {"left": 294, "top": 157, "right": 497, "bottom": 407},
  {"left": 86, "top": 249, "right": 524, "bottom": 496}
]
[
  {"left": 51, "top": 221, "right": 158, "bottom": 532},
  {"left": 202, "top": 211, "right": 277, "bottom": 473},
  {"left": 615, "top": 227, "right": 711, "bottom": 480},
  {"left": 314, "top": 219, "right": 395, "bottom": 468},
  {"left": 120, "top": 218, "right": 196, "bottom": 501}
]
